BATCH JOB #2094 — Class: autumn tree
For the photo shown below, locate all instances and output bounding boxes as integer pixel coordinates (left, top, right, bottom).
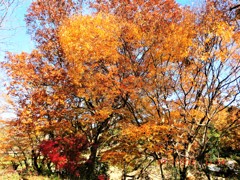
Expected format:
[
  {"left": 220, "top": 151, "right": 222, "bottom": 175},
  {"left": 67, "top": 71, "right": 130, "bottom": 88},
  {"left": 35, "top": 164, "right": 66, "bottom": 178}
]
[
  {"left": 1, "top": 0, "right": 240, "bottom": 179},
  {"left": 2, "top": 0, "right": 92, "bottom": 178},
  {"left": 2, "top": 0, "right": 125, "bottom": 179},
  {"left": 88, "top": 0, "right": 240, "bottom": 179}
]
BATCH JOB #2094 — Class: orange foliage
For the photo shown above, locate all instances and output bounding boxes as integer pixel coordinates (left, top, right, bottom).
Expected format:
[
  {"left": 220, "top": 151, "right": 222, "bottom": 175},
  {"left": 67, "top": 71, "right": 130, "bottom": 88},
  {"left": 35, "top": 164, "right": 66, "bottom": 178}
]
[{"left": 1, "top": 0, "right": 239, "bottom": 179}]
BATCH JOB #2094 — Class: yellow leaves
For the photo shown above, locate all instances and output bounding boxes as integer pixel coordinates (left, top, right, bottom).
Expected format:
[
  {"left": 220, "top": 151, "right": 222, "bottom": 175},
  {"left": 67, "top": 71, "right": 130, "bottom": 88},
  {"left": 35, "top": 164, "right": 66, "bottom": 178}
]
[
  {"left": 215, "top": 21, "right": 234, "bottom": 41},
  {"left": 149, "top": 9, "right": 196, "bottom": 62},
  {"left": 101, "top": 150, "right": 138, "bottom": 168},
  {"left": 98, "top": 108, "right": 112, "bottom": 120},
  {"left": 59, "top": 13, "right": 129, "bottom": 99},
  {"left": 194, "top": 9, "right": 236, "bottom": 62},
  {"left": 121, "top": 122, "right": 171, "bottom": 153},
  {"left": 188, "top": 109, "right": 205, "bottom": 121},
  {"left": 101, "top": 151, "right": 126, "bottom": 163},
  {"left": 211, "top": 108, "right": 238, "bottom": 131},
  {"left": 59, "top": 13, "right": 121, "bottom": 65}
]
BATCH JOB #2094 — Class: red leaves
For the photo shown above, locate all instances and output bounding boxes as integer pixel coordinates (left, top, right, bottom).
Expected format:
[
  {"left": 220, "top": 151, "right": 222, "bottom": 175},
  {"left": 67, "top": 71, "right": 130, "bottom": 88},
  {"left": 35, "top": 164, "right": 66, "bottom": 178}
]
[
  {"left": 98, "top": 174, "right": 109, "bottom": 180},
  {"left": 40, "top": 135, "right": 89, "bottom": 175},
  {"left": 40, "top": 140, "right": 66, "bottom": 169}
]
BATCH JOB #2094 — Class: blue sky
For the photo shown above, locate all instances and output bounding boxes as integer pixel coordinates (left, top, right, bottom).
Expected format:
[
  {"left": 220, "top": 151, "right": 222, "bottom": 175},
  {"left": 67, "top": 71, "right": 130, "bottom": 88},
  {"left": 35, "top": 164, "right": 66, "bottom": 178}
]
[{"left": 0, "top": 0, "right": 33, "bottom": 55}]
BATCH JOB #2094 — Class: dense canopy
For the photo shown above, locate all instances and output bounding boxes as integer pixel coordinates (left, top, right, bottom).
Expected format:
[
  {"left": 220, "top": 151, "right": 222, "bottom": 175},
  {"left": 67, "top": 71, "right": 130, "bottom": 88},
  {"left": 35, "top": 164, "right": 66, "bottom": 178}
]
[{"left": 0, "top": 0, "right": 239, "bottom": 179}]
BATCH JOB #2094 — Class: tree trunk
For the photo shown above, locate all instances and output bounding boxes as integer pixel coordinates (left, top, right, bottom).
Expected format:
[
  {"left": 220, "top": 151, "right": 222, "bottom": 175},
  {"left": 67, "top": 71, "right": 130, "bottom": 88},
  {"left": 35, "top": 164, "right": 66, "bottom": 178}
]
[
  {"left": 85, "top": 143, "right": 98, "bottom": 180},
  {"left": 203, "top": 169, "right": 211, "bottom": 180},
  {"left": 179, "top": 143, "right": 192, "bottom": 180},
  {"left": 32, "top": 150, "right": 43, "bottom": 175},
  {"left": 173, "top": 152, "right": 178, "bottom": 180},
  {"left": 180, "top": 167, "right": 188, "bottom": 180},
  {"left": 159, "top": 161, "right": 165, "bottom": 180}
]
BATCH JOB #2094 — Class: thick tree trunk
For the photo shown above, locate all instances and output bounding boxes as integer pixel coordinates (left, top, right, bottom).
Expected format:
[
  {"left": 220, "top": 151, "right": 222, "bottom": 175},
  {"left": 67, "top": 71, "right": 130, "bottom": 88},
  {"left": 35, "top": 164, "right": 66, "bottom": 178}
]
[
  {"left": 85, "top": 143, "right": 98, "bottom": 180},
  {"left": 180, "top": 167, "right": 188, "bottom": 180}
]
